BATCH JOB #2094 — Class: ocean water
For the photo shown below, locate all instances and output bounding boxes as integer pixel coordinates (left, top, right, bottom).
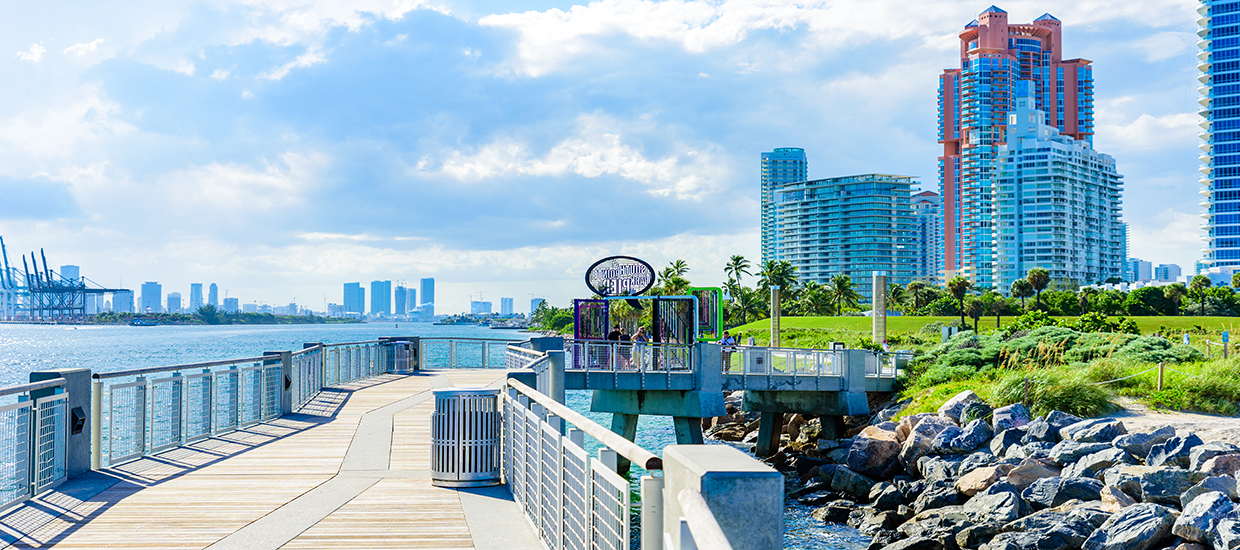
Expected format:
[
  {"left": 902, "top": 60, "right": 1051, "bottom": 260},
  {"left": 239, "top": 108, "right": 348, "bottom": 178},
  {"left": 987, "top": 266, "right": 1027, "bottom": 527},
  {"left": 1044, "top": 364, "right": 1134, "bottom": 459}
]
[{"left": 0, "top": 322, "right": 867, "bottom": 549}]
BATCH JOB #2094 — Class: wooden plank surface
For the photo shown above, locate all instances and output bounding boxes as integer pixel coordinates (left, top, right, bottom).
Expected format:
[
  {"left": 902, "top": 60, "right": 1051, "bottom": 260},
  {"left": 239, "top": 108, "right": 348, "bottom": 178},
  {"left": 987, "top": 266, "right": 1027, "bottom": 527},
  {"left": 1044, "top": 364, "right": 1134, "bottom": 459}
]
[{"left": 0, "top": 369, "right": 512, "bottom": 550}]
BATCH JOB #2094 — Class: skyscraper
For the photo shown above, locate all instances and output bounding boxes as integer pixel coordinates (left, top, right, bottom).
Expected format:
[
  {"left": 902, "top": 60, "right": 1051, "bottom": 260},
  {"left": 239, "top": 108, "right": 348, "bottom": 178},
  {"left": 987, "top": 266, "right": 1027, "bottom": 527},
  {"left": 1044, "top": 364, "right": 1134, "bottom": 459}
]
[
  {"left": 531, "top": 298, "right": 545, "bottom": 316},
  {"left": 190, "top": 283, "right": 203, "bottom": 311},
  {"left": 772, "top": 174, "right": 918, "bottom": 303},
  {"left": 167, "top": 292, "right": 182, "bottom": 314},
  {"left": 1155, "top": 264, "right": 1182, "bottom": 282},
  {"left": 760, "top": 148, "right": 808, "bottom": 264},
  {"left": 938, "top": 7, "right": 1094, "bottom": 287},
  {"left": 1202, "top": 1, "right": 1240, "bottom": 271},
  {"left": 223, "top": 297, "right": 240, "bottom": 313},
  {"left": 371, "top": 280, "right": 392, "bottom": 316},
  {"left": 114, "top": 290, "right": 134, "bottom": 313},
  {"left": 407, "top": 288, "right": 417, "bottom": 311},
  {"left": 343, "top": 283, "right": 365, "bottom": 314},
  {"left": 911, "top": 191, "right": 944, "bottom": 283},
  {"left": 420, "top": 278, "right": 435, "bottom": 318},
  {"left": 992, "top": 82, "right": 1124, "bottom": 289},
  {"left": 208, "top": 283, "right": 219, "bottom": 307},
  {"left": 140, "top": 282, "right": 162, "bottom": 313},
  {"left": 395, "top": 284, "right": 407, "bottom": 315},
  {"left": 500, "top": 297, "right": 513, "bottom": 315},
  {"left": 59, "top": 265, "right": 79, "bottom": 282}
]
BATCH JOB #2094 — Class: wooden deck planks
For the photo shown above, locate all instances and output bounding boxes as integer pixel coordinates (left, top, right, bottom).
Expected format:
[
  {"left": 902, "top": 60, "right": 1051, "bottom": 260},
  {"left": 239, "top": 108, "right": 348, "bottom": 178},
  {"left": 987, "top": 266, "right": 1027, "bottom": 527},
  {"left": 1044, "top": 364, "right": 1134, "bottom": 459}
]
[{"left": 0, "top": 369, "right": 511, "bottom": 550}]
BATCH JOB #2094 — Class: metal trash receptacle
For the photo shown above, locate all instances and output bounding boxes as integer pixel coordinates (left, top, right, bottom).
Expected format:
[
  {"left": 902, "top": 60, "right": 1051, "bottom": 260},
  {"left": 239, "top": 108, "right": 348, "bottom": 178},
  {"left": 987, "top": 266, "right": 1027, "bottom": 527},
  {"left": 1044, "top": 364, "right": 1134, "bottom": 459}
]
[{"left": 431, "top": 388, "right": 501, "bottom": 487}]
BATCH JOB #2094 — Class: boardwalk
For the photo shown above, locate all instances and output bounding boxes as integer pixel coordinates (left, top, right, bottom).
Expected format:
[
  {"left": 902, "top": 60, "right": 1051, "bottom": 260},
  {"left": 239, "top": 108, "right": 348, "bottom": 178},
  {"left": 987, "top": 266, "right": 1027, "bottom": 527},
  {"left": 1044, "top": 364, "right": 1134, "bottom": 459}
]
[{"left": 0, "top": 370, "right": 540, "bottom": 550}]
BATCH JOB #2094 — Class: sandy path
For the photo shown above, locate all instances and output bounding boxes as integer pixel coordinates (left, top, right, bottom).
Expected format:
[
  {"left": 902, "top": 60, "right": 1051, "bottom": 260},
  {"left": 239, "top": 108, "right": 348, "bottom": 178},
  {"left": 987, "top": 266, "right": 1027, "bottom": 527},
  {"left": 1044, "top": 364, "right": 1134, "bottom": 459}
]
[{"left": 1104, "top": 398, "right": 1240, "bottom": 446}]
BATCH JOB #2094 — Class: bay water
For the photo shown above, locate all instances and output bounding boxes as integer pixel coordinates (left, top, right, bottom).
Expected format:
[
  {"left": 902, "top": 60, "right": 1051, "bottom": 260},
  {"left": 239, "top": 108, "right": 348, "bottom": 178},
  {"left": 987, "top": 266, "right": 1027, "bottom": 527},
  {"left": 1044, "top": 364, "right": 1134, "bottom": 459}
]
[{"left": 0, "top": 322, "right": 866, "bottom": 549}]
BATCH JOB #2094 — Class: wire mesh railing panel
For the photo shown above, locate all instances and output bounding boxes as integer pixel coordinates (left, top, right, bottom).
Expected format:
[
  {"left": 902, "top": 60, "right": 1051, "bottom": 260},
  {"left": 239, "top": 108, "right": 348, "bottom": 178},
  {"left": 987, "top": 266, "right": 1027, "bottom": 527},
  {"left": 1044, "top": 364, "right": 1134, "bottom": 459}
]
[
  {"left": 454, "top": 342, "right": 485, "bottom": 368},
  {"left": 149, "top": 376, "right": 183, "bottom": 452},
  {"left": 239, "top": 366, "right": 263, "bottom": 426},
  {"left": 506, "top": 346, "right": 546, "bottom": 370},
  {"left": 589, "top": 460, "right": 630, "bottom": 550},
  {"left": 561, "top": 438, "right": 589, "bottom": 550},
  {"left": 263, "top": 365, "right": 280, "bottom": 420},
  {"left": 538, "top": 423, "right": 562, "bottom": 548},
  {"left": 33, "top": 394, "right": 66, "bottom": 492},
  {"left": 0, "top": 402, "right": 32, "bottom": 509},
  {"left": 108, "top": 380, "right": 146, "bottom": 465},
  {"left": 214, "top": 370, "right": 239, "bottom": 434},
  {"left": 184, "top": 373, "right": 213, "bottom": 442},
  {"left": 522, "top": 408, "right": 541, "bottom": 521}
]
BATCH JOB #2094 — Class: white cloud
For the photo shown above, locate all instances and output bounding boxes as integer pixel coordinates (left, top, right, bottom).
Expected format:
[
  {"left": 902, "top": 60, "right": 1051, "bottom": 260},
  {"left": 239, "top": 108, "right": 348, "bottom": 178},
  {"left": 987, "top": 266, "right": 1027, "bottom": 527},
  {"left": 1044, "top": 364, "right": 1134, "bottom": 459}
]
[
  {"left": 64, "top": 39, "right": 105, "bottom": 57},
  {"left": 261, "top": 48, "right": 326, "bottom": 80},
  {"left": 1094, "top": 100, "right": 1198, "bottom": 152},
  {"left": 1131, "top": 31, "right": 1196, "bottom": 62},
  {"left": 164, "top": 151, "right": 329, "bottom": 220},
  {"left": 210, "top": 69, "right": 230, "bottom": 79},
  {"left": 430, "top": 115, "right": 731, "bottom": 200},
  {"left": 0, "top": 84, "right": 136, "bottom": 166},
  {"left": 14, "top": 43, "right": 45, "bottom": 63},
  {"left": 1128, "top": 209, "right": 1204, "bottom": 268}
]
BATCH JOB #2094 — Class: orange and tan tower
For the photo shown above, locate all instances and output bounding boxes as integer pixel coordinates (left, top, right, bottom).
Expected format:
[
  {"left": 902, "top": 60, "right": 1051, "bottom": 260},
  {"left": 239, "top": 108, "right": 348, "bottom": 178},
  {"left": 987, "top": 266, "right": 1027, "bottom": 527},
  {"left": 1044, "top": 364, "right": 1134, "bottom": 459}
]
[{"left": 938, "top": 6, "right": 1095, "bottom": 287}]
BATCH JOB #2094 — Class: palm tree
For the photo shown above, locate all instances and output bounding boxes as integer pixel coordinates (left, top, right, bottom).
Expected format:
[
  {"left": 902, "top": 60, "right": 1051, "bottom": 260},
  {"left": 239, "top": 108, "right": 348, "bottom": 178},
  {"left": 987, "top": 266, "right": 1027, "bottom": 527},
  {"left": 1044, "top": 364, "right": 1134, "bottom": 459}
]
[
  {"left": 826, "top": 274, "right": 861, "bottom": 316},
  {"left": 1191, "top": 274, "right": 1211, "bottom": 315},
  {"left": 887, "top": 283, "right": 907, "bottom": 312},
  {"left": 668, "top": 259, "right": 690, "bottom": 278},
  {"left": 907, "top": 281, "right": 927, "bottom": 311},
  {"left": 1078, "top": 287, "right": 1097, "bottom": 315},
  {"left": 1026, "top": 268, "right": 1050, "bottom": 311},
  {"left": 986, "top": 290, "right": 1005, "bottom": 328},
  {"left": 796, "top": 281, "right": 831, "bottom": 316},
  {"left": 1011, "top": 279, "right": 1034, "bottom": 310},
  {"left": 757, "top": 260, "right": 798, "bottom": 294},
  {"left": 725, "top": 255, "right": 751, "bottom": 287},
  {"left": 736, "top": 286, "right": 764, "bottom": 324},
  {"left": 947, "top": 276, "right": 972, "bottom": 328},
  {"left": 965, "top": 297, "right": 986, "bottom": 332},
  {"left": 1163, "top": 284, "right": 1187, "bottom": 316},
  {"left": 1233, "top": 271, "right": 1240, "bottom": 291}
]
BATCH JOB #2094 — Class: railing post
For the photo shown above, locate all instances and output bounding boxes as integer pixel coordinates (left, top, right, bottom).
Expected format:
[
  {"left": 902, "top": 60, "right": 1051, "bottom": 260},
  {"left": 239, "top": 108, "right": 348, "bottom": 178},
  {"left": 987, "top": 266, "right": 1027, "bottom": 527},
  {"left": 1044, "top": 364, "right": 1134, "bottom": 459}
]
[
  {"left": 641, "top": 475, "right": 664, "bottom": 550},
  {"left": 272, "top": 351, "right": 293, "bottom": 415},
  {"left": 31, "top": 368, "right": 91, "bottom": 478},
  {"left": 1157, "top": 362, "right": 1165, "bottom": 392},
  {"left": 546, "top": 350, "right": 566, "bottom": 406},
  {"left": 91, "top": 377, "right": 102, "bottom": 470}
]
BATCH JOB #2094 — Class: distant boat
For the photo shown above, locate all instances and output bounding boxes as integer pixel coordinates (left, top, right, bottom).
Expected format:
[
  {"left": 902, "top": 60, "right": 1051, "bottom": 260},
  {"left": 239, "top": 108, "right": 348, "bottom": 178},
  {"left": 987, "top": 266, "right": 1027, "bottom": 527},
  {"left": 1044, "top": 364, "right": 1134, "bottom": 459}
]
[{"left": 129, "top": 319, "right": 158, "bottom": 327}]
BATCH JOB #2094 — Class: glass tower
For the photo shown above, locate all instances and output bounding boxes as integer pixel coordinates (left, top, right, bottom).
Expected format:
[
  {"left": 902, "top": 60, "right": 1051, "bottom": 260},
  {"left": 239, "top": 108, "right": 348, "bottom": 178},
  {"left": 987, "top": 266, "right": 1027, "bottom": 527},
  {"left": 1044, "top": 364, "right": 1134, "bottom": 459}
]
[
  {"left": 938, "top": 6, "right": 1094, "bottom": 287},
  {"left": 760, "top": 148, "right": 808, "bottom": 264},
  {"left": 1201, "top": 0, "right": 1240, "bottom": 270}
]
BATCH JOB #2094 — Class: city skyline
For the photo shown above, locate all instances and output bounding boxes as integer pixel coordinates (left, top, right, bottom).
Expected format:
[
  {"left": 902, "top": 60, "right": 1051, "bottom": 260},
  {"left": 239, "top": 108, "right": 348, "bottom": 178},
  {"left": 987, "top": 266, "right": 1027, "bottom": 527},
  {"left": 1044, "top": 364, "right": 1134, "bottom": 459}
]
[{"left": 0, "top": 1, "right": 1203, "bottom": 308}]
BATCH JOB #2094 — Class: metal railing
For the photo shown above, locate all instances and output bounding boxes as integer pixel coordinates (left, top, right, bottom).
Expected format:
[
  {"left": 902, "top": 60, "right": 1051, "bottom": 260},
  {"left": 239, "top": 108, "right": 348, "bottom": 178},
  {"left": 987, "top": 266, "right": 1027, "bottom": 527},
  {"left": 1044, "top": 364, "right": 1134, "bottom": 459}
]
[
  {"left": 313, "top": 341, "right": 386, "bottom": 406},
  {"left": 675, "top": 487, "right": 734, "bottom": 550},
  {"left": 563, "top": 339, "right": 692, "bottom": 372},
  {"left": 506, "top": 344, "right": 547, "bottom": 370},
  {"left": 503, "top": 379, "right": 660, "bottom": 550},
  {"left": 420, "top": 338, "right": 520, "bottom": 369},
  {"left": 721, "top": 345, "right": 846, "bottom": 377},
  {"left": 0, "top": 378, "right": 67, "bottom": 512},
  {"left": 92, "top": 355, "right": 282, "bottom": 468}
]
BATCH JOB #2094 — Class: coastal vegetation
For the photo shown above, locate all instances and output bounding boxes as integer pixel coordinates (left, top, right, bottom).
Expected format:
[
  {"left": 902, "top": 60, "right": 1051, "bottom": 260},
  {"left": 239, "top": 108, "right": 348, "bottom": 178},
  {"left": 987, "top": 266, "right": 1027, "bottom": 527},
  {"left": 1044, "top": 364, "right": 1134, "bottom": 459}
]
[{"left": 92, "top": 305, "right": 361, "bottom": 325}]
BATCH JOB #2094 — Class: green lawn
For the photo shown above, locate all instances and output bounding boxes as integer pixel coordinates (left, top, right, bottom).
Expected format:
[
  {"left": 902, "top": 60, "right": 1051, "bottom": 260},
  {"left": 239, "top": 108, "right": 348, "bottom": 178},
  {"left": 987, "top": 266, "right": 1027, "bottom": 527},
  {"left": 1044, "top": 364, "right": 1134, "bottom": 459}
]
[{"left": 732, "top": 315, "right": 1240, "bottom": 336}]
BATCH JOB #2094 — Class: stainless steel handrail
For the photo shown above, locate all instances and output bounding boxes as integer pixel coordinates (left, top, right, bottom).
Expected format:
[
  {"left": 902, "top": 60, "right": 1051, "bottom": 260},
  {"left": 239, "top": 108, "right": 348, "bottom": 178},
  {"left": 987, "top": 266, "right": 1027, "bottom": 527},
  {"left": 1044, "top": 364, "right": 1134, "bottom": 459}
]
[
  {"left": 320, "top": 340, "right": 382, "bottom": 348},
  {"left": 0, "top": 378, "right": 66, "bottom": 398},
  {"left": 678, "top": 487, "right": 735, "bottom": 550},
  {"left": 93, "top": 356, "right": 270, "bottom": 380},
  {"left": 506, "top": 378, "right": 662, "bottom": 470}
]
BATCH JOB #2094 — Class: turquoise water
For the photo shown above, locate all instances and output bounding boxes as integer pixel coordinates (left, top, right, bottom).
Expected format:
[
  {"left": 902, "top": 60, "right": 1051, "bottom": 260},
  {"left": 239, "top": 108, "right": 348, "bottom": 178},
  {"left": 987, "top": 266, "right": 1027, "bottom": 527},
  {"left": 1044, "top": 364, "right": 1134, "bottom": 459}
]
[{"left": 0, "top": 322, "right": 866, "bottom": 548}]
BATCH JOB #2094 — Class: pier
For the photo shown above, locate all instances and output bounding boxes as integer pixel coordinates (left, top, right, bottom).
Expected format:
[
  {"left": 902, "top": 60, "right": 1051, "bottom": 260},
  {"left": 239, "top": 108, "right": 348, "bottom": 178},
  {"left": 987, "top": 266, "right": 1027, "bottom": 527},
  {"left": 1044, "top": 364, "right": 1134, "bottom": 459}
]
[{"left": 0, "top": 336, "right": 901, "bottom": 549}]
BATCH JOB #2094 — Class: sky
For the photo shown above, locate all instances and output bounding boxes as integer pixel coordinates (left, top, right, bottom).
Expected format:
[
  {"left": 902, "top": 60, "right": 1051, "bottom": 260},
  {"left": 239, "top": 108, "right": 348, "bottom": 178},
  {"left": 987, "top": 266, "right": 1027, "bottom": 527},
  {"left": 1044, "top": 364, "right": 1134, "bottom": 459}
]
[{"left": 0, "top": 0, "right": 1205, "bottom": 314}]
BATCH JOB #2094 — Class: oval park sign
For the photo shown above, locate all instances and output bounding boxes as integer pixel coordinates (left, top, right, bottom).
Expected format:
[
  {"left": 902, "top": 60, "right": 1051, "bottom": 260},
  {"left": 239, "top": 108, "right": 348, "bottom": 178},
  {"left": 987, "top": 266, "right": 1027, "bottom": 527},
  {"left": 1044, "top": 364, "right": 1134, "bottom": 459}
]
[{"left": 585, "top": 256, "right": 655, "bottom": 297}]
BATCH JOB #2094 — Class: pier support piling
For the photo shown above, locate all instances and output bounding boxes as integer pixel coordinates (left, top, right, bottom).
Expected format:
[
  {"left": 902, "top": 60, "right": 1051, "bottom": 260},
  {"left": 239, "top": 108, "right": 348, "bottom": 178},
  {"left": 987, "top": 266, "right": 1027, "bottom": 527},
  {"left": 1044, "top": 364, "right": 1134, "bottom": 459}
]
[
  {"left": 672, "top": 417, "right": 703, "bottom": 445},
  {"left": 755, "top": 411, "right": 784, "bottom": 458},
  {"left": 610, "top": 413, "right": 639, "bottom": 474}
]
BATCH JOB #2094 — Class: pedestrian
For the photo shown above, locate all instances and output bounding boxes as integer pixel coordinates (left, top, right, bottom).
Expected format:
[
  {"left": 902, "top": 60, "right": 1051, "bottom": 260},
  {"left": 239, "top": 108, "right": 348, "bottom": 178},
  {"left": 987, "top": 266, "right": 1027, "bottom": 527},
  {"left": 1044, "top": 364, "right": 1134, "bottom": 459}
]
[
  {"left": 720, "top": 330, "right": 737, "bottom": 369},
  {"left": 632, "top": 327, "right": 648, "bottom": 369}
]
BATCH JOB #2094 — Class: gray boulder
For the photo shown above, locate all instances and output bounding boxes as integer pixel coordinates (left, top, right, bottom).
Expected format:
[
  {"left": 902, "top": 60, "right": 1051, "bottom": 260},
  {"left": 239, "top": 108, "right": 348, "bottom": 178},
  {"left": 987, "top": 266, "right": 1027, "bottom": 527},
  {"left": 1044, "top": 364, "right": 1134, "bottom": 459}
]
[
  {"left": 1049, "top": 440, "right": 1113, "bottom": 465},
  {"left": 992, "top": 403, "right": 1031, "bottom": 432},
  {"left": 1147, "top": 434, "right": 1204, "bottom": 469},
  {"left": 962, "top": 401, "right": 994, "bottom": 425},
  {"left": 1212, "top": 518, "right": 1240, "bottom": 550},
  {"left": 992, "top": 428, "right": 1027, "bottom": 455},
  {"left": 1172, "top": 491, "right": 1234, "bottom": 543},
  {"left": 883, "top": 537, "right": 940, "bottom": 550},
  {"left": 1081, "top": 503, "right": 1177, "bottom": 550},
  {"left": 1060, "top": 418, "right": 1127, "bottom": 443},
  {"left": 1006, "top": 458, "right": 1063, "bottom": 490},
  {"left": 932, "top": 419, "right": 994, "bottom": 455},
  {"left": 1063, "top": 447, "right": 1138, "bottom": 479},
  {"left": 1023, "top": 419, "right": 1059, "bottom": 444},
  {"left": 1181, "top": 475, "right": 1239, "bottom": 508},
  {"left": 912, "top": 480, "right": 963, "bottom": 515},
  {"left": 918, "top": 456, "right": 962, "bottom": 484},
  {"left": 1188, "top": 441, "right": 1240, "bottom": 471},
  {"left": 829, "top": 465, "right": 876, "bottom": 500},
  {"left": 1022, "top": 476, "right": 1105, "bottom": 509},
  {"left": 869, "top": 482, "right": 904, "bottom": 511},
  {"left": 845, "top": 426, "right": 902, "bottom": 478},
  {"left": 964, "top": 491, "right": 1025, "bottom": 524},
  {"left": 938, "top": 390, "right": 982, "bottom": 422},
  {"left": 1139, "top": 467, "right": 1206, "bottom": 506},
  {"left": 1202, "top": 453, "right": 1240, "bottom": 477},
  {"left": 1113, "top": 426, "right": 1177, "bottom": 459}
]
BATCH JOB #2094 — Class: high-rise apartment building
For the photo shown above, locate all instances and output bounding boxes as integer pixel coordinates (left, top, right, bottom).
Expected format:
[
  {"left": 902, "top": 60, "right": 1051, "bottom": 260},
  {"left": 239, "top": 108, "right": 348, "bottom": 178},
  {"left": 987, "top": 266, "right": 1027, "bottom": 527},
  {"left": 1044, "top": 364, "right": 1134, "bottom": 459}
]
[
  {"left": 167, "top": 292, "right": 182, "bottom": 314},
  {"left": 911, "top": 191, "right": 944, "bottom": 283},
  {"left": 1126, "top": 259, "right": 1154, "bottom": 282},
  {"left": 190, "top": 283, "right": 203, "bottom": 311},
  {"left": 395, "top": 285, "right": 407, "bottom": 315},
  {"left": 208, "top": 283, "right": 219, "bottom": 307},
  {"left": 114, "top": 290, "right": 134, "bottom": 313},
  {"left": 772, "top": 174, "right": 917, "bottom": 302},
  {"left": 531, "top": 298, "right": 545, "bottom": 316},
  {"left": 471, "top": 301, "right": 492, "bottom": 315},
  {"left": 371, "top": 280, "right": 392, "bottom": 316},
  {"left": 223, "top": 297, "right": 240, "bottom": 313},
  {"left": 992, "top": 82, "right": 1124, "bottom": 289},
  {"left": 760, "top": 148, "right": 808, "bottom": 264},
  {"left": 939, "top": 7, "right": 1094, "bottom": 287},
  {"left": 140, "top": 282, "right": 162, "bottom": 313},
  {"left": 407, "top": 288, "right": 417, "bottom": 311},
  {"left": 343, "top": 283, "right": 365, "bottom": 314},
  {"left": 1201, "top": 1, "right": 1240, "bottom": 270},
  {"left": 420, "top": 278, "right": 435, "bottom": 318},
  {"left": 500, "top": 297, "right": 514, "bottom": 315},
  {"left": 1155, "top": 263, "right": 1182, "bottom": 282}
]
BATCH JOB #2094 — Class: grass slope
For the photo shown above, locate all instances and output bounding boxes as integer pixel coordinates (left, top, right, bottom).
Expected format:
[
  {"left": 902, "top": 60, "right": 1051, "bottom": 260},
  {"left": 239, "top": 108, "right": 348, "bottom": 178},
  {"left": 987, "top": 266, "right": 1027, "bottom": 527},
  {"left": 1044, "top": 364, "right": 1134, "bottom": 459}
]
[{"left": 733, "top": 316, "right": 1240, "bottom": 336}]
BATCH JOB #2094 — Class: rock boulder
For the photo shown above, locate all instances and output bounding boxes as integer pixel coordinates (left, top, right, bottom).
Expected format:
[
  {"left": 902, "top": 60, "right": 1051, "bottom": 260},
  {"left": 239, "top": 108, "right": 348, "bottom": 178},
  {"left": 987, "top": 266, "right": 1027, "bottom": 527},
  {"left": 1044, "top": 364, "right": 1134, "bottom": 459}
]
[
  {"left": 1172, "top": 491, "right": 1234, "bottom": 543},
  {"left": 1081, "top": 503, "right": 1177, "bottom": 550}
]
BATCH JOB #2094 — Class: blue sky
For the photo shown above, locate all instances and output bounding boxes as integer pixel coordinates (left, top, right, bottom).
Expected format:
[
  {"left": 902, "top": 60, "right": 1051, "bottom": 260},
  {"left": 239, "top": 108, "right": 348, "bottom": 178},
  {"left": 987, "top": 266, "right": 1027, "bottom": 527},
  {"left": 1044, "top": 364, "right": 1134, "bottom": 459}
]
[{"left": 0, "top": 0, "right": 1203, "bottom": 313}]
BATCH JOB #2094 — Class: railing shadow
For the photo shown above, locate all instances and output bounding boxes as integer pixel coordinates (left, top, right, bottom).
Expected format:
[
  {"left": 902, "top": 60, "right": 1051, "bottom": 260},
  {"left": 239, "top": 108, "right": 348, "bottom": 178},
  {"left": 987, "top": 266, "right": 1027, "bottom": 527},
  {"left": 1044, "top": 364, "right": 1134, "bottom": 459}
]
[{"left": 0, "top": 373, "right": 412, "bottom": 549}]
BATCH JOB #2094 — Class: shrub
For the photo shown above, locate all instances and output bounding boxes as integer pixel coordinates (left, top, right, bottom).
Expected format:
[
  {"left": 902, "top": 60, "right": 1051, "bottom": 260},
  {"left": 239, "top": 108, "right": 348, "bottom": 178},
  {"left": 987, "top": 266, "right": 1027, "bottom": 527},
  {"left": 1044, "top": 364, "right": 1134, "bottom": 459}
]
[{"left": 991, "top": 371, "right": 1115, "bottom": 417}]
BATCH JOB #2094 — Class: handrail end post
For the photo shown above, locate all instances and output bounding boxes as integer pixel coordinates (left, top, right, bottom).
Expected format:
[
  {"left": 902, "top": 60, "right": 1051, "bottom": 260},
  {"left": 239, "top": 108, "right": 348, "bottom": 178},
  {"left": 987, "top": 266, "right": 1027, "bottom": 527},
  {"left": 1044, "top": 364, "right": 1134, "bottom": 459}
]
[
  {"left": 91, "top": 377, "right": 102, "bottom": 470},
  {"left": 641, "top": 475, "right": 664, "bottom": 550}
]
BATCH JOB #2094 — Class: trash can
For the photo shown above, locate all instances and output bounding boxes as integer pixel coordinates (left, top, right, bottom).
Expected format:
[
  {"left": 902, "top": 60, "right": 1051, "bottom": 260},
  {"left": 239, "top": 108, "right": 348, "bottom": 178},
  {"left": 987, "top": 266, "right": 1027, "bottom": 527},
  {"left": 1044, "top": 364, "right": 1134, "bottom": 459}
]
[
  {"left": 431, "top": 388, "right": 501, "bottom": 487},
  {"left": 381, "top": 337, "right": 419, "bottom": 374}
]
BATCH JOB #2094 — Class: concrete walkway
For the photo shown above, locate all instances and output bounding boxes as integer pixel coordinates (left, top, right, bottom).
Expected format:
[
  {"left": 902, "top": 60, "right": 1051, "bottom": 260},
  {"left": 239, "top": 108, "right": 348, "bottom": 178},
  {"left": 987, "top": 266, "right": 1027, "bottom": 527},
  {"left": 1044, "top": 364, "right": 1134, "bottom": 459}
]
[{"left": 0, "top": 370, "right": 541, "bottom": 550}]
